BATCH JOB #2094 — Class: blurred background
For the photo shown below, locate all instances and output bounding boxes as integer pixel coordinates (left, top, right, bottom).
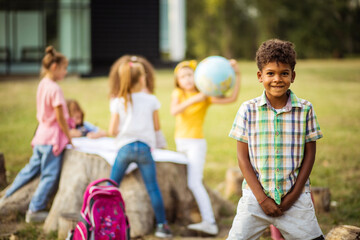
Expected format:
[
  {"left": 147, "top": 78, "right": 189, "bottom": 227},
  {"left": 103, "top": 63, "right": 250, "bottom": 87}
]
[{"left": 0, "top": 0, "right": 359, "bottom": 76}]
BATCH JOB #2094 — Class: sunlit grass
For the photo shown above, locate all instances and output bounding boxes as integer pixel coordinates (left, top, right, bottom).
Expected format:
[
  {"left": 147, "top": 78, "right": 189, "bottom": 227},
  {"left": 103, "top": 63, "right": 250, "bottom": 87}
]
[{"left": 1, "top": 59, "right": 360, "bottom": 236}]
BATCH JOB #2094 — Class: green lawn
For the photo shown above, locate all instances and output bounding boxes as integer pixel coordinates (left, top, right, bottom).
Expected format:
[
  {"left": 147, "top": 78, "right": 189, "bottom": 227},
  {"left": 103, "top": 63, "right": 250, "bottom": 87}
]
[{"left": 1, "top": 59, "right": 360, "bottom": 237}]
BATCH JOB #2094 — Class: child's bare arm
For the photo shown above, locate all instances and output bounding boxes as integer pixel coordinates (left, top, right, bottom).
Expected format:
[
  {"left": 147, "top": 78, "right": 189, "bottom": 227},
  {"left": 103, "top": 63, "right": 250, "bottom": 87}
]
[
  {"left": 279, "top": 141, "right": 317, "bottom": 211},
  {"left": 170, "top": 93, "right": 206, "bottom": 115},
  {"left": 237, "top": 141, "right": 283, "bottom": 217},
  {"left": 108, "top": 113, "right": 120, "bottom": 137},
  {"left": 210, "top": 59, "right": 241, "bottom": 104},
  {"left": 86, "top": 129, "right": 107, "bottom": 139},
  {"left": 55, "top": 105, "right": 73, "bottom": 146}
]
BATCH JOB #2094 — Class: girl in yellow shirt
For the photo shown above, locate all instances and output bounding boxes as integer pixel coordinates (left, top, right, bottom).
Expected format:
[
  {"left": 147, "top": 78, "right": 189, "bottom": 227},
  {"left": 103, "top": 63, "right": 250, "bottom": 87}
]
[{"left": 170, "top": 59, "right": 241, "bottom": 235}]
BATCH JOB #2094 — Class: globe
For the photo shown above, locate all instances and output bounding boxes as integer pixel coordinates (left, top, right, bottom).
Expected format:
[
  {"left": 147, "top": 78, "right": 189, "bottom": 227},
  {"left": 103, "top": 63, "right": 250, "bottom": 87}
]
[{"left": 194, "top": 56, "right": 235, "bottom": 97}]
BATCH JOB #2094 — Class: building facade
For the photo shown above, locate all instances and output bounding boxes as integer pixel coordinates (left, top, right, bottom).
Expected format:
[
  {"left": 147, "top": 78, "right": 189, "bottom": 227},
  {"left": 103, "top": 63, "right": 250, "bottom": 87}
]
[{"left": 0, "top": 0, "right": 185, "bottom": 75}]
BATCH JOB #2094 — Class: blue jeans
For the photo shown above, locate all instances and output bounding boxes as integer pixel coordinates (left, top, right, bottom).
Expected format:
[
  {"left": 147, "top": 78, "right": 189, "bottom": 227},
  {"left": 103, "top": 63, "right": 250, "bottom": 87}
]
[
  {"left": 110, "top": 141, "right": 167, "bottom": 224},
  {"left": 5, "top": 145, "right": 63, "bottom": 212}
]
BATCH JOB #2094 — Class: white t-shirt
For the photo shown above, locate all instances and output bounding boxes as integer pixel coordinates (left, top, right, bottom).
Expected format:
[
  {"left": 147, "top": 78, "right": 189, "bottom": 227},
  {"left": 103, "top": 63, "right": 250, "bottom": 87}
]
[{"left": 110, "top": 92, "right": 160, "bottom": 149}]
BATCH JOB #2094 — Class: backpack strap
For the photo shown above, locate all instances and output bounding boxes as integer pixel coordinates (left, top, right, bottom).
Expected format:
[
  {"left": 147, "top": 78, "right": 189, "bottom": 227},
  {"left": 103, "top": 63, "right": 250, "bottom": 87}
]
[{"left": 88, "top": 178, "right": 119, "bottom": 188}]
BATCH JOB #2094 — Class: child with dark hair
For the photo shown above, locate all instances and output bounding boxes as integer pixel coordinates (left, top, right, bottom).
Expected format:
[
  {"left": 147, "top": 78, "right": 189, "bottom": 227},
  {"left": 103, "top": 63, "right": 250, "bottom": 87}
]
[{"left": 227, "top": 39, "right": 324, "bottom": 240}]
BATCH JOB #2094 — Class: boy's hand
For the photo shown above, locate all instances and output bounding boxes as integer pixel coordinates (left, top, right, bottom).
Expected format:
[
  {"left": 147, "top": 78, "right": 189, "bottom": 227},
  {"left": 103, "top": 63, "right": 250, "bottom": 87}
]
[
  {"left": 279, "top": 190, "right": 300, "bottom": 212},
  {"left": 260, "top": 197, "right": 283, "bottom": 217}
]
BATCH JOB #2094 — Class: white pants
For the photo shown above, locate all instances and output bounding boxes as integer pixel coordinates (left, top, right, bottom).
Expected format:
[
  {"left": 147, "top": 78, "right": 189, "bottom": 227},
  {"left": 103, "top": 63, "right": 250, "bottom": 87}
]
[
  {"left": 176, "top": 138, "right": 215, "bottom": 223},
  {"left": 227, "top": 189, "right": 323, "bottom": 240}
]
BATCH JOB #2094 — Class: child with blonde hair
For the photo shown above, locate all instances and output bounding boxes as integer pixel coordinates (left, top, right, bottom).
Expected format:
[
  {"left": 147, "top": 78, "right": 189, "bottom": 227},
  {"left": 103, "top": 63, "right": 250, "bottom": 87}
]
[
  {"left": 1, "top": 46, "right": 73, "bottom": 223},
  {"left": 171, "top": 59, "right": 241, "bottom": 235},
  {"left": 67, "top": 99, "right": 107, "bottom": 139},
  {"left": 108, "top": 58, "right": 172, "bottom": 238}
]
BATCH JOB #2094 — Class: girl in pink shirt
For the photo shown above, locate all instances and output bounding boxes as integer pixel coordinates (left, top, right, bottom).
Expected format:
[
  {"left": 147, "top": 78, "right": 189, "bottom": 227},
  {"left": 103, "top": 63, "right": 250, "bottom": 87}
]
[{"left": 3, "top": 46, "right": 72, "bottom": 223}]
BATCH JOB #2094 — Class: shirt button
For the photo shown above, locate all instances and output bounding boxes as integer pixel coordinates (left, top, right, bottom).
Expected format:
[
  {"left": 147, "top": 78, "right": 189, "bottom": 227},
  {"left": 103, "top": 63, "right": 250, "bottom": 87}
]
[
  {"left": 276, "top": 131, "right": 279, "bottom": 136},
  {"left": 276, "top": 168, "right": 280, "bottom": 172}
]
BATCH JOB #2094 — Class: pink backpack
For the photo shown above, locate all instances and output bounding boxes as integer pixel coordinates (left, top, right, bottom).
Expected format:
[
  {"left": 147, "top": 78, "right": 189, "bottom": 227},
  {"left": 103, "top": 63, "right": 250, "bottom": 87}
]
[{"left": 67, "top": 178, "right": 130, "bottom": 240}]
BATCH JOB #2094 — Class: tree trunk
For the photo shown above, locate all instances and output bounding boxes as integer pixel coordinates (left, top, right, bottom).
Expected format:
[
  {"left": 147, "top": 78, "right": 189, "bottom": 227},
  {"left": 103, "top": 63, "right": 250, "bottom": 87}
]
[
  {"left": 326, "top": 225, "right": 360, "bottom": 240},
  {"left": 0, "top": 153, "right": 7, "bottom": 188},
  {"left": 312, "top": 186, "right": 331, "bottom": 213},
  {"left": 0, "top": 149, "right": 235, "bottom": 238}
]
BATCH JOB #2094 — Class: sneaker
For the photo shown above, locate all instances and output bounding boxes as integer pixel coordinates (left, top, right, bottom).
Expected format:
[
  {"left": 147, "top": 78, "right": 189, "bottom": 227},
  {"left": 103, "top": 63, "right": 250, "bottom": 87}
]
[
  {"left": 155, "top": 223, "right": 173, "bottom": 238},
  {"left": 187, "top": 221, "right": 219, "bottom": 235},
  {"left": 25, "top": 210, "right": 49, "bottom": 223}
]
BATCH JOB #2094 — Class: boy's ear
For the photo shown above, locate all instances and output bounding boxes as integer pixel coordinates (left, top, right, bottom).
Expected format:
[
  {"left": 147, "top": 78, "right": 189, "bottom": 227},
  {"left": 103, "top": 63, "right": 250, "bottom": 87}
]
[
  {"left": 257, "top": 71, "right": 263, "bottom": 83},
  {"left": 291, "top": 71, "right": 296, "bottom": 83}
]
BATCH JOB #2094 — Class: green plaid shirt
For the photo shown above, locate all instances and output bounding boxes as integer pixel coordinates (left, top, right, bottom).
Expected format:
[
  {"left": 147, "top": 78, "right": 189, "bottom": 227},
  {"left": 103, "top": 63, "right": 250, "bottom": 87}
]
[{"left": 229, "top": 90, "right": 323, "bottom": 204}]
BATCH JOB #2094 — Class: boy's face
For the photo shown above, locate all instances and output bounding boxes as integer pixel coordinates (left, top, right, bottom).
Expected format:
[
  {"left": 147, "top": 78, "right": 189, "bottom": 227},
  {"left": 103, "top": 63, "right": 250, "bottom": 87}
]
[{"left": 257, "top": 61, "right": 295, "bottom": 101}]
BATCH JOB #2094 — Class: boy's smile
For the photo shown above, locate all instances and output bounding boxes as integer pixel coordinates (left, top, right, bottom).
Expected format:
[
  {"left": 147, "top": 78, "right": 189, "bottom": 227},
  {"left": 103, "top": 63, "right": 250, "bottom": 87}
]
[{"left": 257, "top": 61, "right": 295, "bottom": 108}]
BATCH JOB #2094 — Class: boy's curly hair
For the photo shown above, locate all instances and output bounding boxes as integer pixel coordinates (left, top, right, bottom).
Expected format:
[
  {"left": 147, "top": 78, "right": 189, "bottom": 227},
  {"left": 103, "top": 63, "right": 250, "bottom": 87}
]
[{"left": 256, "top": 39, "right": 297, "bottom": 71}]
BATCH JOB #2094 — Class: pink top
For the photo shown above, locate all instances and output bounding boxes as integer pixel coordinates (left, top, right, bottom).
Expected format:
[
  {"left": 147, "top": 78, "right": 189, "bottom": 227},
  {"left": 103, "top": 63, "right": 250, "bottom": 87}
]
[{"left": 31, "top": 77, "right": 71, "bottom": 156}]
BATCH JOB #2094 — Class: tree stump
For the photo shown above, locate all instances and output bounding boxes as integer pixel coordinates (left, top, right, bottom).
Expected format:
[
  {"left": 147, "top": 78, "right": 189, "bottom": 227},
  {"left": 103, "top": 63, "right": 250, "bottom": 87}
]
[
  {"left": 312, "top": 186, "right": 331, "bottom": 212},
  {"left": 326, "top": 225, "right": 360, "bottom": 240},
  {"left": 58, "top": 213, "right": 80, "bottom": 239},
  {"left": 0, "top": 149, "right": 235, "bottom": 238},
  {"left": 224, "top": 167, "right": 243, "bottom": 199},
  {"left": 0, "top": 153, "right": 7, "bottom": 188},
  {"left": 0, "top": 177, "right": 40, "bottom": 222}
]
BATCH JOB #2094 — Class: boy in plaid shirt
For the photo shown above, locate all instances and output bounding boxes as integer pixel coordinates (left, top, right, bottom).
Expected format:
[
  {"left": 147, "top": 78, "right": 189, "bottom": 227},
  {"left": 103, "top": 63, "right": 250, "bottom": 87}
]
[{"left": 227, "top": 39, "right": 324, "bottom": 240}]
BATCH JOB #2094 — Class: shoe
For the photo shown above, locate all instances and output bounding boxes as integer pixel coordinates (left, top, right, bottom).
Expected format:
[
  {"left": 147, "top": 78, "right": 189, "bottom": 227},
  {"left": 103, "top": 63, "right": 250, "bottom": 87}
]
[
  {"left": 25, "top": 210, "right": 49, "bottom": 223},
  {"left": 155, "top": 223, "right": 173, "bottom": 238},
  {"left": 187, "top": 221, "right": 218, "bottom": 235}
]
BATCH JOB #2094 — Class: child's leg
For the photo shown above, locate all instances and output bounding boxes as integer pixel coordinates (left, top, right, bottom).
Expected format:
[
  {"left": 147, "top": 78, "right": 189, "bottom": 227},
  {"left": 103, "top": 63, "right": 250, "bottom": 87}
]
[
  {"left": 136, "top": 142, "right": 167, "bottom": 224},
  {"left": 29, "top": 145, "right": 62, "bottom": 212},
  {"left": 176, "top": 139, "right": 215, "bottom": 224},
  {"left": 227, "top": 189, "right": 270, "bottom": 240},
  {"left": 110, "top": 145, "right": 132, "bottom": 185},
  {"left": 275, "top": 192, "right": 323, "bottom": 239},
  {"left": 5, "top": 145, "right": 43, "bottom": 197}
]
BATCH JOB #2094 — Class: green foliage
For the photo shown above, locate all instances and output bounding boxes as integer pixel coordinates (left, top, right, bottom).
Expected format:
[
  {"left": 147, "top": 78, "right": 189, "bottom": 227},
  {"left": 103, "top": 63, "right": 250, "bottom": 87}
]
[{"left": 186, "top": 0, "right": 360, "bottom": 59}]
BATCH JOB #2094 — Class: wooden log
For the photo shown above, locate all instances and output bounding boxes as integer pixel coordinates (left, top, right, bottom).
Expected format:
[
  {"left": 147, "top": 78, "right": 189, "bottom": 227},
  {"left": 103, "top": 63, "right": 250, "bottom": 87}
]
[
  {"left": 58, "top": 213, "right": 80, "bottom": 240},
  {"left": 312, "top": 186, "right": 331, "bottom": 212},
  {"left": 326, "top": 225, "right": 360, "bottom": 240},
  {"left": 0, "top": 153, "right": 7, "bottom": 188},
  {"left": 224, "top": 167, "right": 243, "bottom": 199}
]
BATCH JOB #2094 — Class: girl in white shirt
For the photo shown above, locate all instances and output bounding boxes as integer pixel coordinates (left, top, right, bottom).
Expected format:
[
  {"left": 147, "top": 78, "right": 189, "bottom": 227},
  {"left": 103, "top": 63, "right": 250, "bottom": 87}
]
[{"left": 108, "top": 59, "right": 172, "bottom": 238}]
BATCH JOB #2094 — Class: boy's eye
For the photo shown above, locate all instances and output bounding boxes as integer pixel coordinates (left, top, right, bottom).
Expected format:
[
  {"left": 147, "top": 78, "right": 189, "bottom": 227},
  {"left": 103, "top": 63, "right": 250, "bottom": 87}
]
[
  {"left": 266, "top": 72, "right": 274, "bottom": 76},
  {"left": 282, "top": 72, "right": 289, "bottom": 76}
]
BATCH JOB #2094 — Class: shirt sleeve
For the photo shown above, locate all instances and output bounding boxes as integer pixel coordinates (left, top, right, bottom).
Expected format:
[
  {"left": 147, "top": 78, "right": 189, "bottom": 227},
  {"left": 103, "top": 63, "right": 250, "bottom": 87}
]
[
  {"left": 83, "top": 121, "right": 99, "bottom": 133},
  {"left": 110, "top": 98, "right": 121, "bottom": 114},
  {"left": 51, "top": 85, "right": 64, "bottom": 108},
  {"left": 152, "top": 95, "right": 161, "bottom": 111},
  {"left": 305, "top": 104, "right": 323, "bottom": 142},
  {"left": 229, "top": 103, "right": 248, "bottom": 143}
]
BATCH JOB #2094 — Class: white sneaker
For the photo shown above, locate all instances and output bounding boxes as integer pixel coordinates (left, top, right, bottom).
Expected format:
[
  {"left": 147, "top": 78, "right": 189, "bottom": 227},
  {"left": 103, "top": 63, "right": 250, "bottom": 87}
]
[
  {"left": 25, "top": 210, "right": 49, "bottom": 223},
  {"left": 187, "top": 221, "right": 218, "bottom": 235}
]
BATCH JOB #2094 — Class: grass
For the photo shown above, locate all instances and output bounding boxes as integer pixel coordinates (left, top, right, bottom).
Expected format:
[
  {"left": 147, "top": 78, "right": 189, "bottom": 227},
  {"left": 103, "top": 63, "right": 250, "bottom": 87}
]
[{"left": 1, "top": 59, "right": 360, "bottom": 238}]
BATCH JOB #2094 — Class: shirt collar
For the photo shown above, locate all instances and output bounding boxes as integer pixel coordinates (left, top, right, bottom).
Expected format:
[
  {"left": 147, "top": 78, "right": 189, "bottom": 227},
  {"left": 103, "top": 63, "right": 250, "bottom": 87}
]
[{"left": 257, "top": 89, "right": 302, "bottom": 111}]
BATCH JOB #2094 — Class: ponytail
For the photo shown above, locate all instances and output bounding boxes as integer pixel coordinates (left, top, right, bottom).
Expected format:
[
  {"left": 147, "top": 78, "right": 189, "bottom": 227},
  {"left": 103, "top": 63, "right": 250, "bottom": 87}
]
[
  {"left": 117, "top": 60, "right": 145, "bottom": 111},
  {"left": 40, "top": 46, "right": 67, "bottom": 77}
]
